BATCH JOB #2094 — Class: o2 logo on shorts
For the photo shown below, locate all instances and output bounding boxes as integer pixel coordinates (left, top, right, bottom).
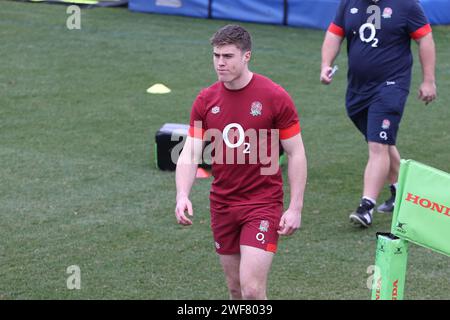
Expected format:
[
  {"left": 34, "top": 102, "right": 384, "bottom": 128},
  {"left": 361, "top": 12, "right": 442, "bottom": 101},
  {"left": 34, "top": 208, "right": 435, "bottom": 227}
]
[
  {"left": 256, "top": 232, "right": 266, "bottom": 244},
  {"left": 379, "top": 131, "right": 388, "bottom": 141},
  {"left": 256, "top": 220, "right": 269, "bottom": 244}
]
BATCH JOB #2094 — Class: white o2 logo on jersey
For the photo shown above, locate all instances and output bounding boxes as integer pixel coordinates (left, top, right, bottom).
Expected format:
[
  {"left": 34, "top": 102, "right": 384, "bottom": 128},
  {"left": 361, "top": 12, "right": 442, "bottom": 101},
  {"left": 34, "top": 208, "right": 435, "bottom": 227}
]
[
  {"left": 359, "top": 5, "right": 381, "bottom": 47},
  {"left": 222, "top": 123, "right": 250, "bottom": 154},
  {"left": 223, "top": 123, "right": 244, "bottom": 148},
  {"left": 359, "top": 23, "right": 379, "bottom": 47}
]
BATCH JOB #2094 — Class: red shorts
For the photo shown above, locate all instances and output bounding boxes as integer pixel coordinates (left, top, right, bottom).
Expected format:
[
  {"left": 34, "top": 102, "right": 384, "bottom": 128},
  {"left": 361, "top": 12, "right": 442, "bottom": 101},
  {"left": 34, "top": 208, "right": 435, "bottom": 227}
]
[{"left": 210, "top": 201, "right": 283, "bottom": 255}]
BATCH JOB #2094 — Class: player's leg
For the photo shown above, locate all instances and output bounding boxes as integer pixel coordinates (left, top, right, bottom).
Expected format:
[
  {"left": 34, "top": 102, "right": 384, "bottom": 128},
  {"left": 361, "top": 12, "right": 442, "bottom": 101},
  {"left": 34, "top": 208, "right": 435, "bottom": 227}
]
[
  {"left": 349, "top": 141, "right": 389, "bottom": 227},
  {"left": 219, "top": 254, "right": 242, "bottom": 300},
  {"left": 350, "top": 86, "right": 407, "bottom": 226},
  {"left": 362, "top": 104, "right": 396, "bottom": 202},
  {"left": 363, "top": 141, "right": 390, "bottom": 201},
  {"left": 376, "top": 86, "right": 407, "bottom": 214},
  {"left": 377, "top": 145, "right": 400, "bottom": 213},
  {"left": 388, "top": 145, "right": 401, "bottom": 184},
  {"left": 237, "top": 204, "right": 281, "bottom": 299},
  {"left": 348, "top": 108, "right": 377, "bottom": 227},
  {"left": 211, "top": 201, "right": 242, "bottom": 299},
  {"left": 239, "top": 245, "right": 274, "bottom": 300}
]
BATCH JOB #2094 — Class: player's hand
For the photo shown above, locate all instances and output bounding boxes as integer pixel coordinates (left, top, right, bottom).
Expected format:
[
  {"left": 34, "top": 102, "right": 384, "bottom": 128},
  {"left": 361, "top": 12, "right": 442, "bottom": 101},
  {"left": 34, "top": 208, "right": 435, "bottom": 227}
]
[
  {"left": 175, "top": 195, "right": 193, "bottom": 226},
  {"left": 418, "top": 81, "right": 437, "bottom": 105},
  {"left": 320, "top": 66, "right": 333, "bottom": 85},
  {"left": 277, "top": 209, "right": 301, "bottom": 236}
]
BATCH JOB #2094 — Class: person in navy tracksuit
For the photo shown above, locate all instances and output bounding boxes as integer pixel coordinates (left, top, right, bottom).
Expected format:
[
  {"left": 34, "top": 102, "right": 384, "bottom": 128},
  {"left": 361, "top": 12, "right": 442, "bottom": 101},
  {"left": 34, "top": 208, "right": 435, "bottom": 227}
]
[{"left": 320, "top": 0, "right": 436, "bottom": 227}]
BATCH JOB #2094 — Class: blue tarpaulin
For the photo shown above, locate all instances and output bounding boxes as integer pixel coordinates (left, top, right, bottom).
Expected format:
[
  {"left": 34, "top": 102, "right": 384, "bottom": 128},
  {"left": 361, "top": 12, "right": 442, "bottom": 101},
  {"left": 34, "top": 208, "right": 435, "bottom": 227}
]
[
  {"left": 129, "top": 0, "right": 210, "bottom": 18},
  {"left": 287, "top": 0, "right": 338, "bottom": 30},
  {"left": 129, "top": 0, "right": 450, "bottom": 29},
  {"left": 421, "top": 0, "right": 450, "bottom": 25},
  {"left": 211, "top": 0, "right": 285, "bottom": 25}
]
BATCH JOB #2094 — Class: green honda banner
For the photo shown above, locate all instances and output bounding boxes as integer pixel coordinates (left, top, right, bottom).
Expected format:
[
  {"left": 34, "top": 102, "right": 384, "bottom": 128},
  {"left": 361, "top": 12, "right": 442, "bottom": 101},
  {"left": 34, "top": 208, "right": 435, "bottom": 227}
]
[
  {"left": 371, "top": 233, "right": 408, "bottom": 300},
  {"left": 391, "top": 160, "right": 450, "bottom": 257}
]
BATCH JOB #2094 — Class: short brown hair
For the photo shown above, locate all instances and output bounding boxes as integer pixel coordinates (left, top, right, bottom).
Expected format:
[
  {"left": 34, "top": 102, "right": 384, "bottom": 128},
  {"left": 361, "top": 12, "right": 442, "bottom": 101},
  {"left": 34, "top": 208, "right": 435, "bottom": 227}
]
[{"left": 210, "top": 25, "right": 252, "bottom": 52}]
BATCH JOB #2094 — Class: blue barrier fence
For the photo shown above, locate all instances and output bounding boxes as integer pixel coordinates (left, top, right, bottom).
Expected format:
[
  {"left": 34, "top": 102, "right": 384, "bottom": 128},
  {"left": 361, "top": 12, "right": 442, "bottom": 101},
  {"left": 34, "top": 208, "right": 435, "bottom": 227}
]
[{"left": 129, "top": 0, "right": 450, "bottom": 29}]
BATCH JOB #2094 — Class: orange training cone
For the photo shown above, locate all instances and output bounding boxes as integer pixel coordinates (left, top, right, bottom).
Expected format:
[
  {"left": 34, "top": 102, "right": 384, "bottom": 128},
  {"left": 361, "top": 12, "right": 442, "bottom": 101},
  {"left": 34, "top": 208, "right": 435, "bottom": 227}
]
[{"left": 196, "top": 168, "right": 211, "bottom": 179}]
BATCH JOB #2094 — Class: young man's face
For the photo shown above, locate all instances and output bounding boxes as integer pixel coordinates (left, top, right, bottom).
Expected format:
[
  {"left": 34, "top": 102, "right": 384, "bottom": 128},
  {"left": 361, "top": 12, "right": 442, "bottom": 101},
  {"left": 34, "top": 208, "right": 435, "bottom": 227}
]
[{"left": 213, "top": 44, "right": 251, "bottom": 83}]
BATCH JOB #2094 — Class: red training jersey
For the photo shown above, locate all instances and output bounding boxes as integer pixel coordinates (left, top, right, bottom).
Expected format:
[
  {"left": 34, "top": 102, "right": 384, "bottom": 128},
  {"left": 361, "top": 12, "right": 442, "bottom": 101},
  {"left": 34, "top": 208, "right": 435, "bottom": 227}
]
[{"left": 188, "top": 73, "right": 301, "bottom": 205}]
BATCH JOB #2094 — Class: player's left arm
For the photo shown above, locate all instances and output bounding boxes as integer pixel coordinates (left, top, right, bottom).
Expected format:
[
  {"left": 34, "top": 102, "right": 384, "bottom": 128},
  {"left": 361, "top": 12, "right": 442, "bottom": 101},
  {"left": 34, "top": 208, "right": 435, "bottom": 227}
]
[
  {"left": 278, "top": 133, "right": 307, "bottom": 236},
  {"left": 408, "top": 0, "right": 437, "bottom": 105},
  {"left": 415, "top": 33, "right": 437, "bottom": 105}
]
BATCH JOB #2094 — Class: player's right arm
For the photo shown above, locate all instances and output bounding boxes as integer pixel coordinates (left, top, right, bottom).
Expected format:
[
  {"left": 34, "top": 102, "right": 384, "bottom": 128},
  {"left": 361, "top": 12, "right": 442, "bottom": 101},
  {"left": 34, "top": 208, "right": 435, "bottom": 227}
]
[
  {"left": 320, "top": 31, "right": 344, "bottom": 85},
  {"left": 175, "top": 136, "right": 203, "bottom": 226},
  {"left": 320, "top": 0, "right": 346, "bottom": 85}
]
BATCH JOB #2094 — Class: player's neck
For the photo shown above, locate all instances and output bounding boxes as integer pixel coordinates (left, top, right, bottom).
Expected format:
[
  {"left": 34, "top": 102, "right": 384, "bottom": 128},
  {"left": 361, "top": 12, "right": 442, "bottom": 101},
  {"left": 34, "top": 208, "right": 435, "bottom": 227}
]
[{"left": 223, "top": 70, "right": 253, "bottom": 91}]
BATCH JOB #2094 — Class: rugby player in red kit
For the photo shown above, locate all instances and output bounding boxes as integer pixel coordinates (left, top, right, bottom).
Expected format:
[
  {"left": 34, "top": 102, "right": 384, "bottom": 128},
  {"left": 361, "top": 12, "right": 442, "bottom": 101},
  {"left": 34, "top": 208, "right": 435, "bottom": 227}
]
[{"left": 175, "top": 25, "right": 307, "bottom": 299}]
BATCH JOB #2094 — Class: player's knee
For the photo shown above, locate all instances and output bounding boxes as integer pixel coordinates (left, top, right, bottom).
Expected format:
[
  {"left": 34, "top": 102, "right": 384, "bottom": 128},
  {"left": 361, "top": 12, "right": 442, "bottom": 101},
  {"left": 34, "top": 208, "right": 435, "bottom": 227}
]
[
  {"left": 241, "top": 283, "right": 265, "bottom": 300},
  {"left": 228, "top": 286, "right": 242, "bottom": 300},
  {"left": 225, "top": 276, "right": 242, "bottom": 299},
  {"left": 368, "top": 142, "right": 389, "bottom": 156}
]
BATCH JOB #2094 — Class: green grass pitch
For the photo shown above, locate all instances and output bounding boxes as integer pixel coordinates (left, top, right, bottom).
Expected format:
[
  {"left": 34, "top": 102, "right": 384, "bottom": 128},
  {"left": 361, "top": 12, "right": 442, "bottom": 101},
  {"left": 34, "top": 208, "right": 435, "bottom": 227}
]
[{"left": 1, "top": 1, "right": 449, "bottom": 299}]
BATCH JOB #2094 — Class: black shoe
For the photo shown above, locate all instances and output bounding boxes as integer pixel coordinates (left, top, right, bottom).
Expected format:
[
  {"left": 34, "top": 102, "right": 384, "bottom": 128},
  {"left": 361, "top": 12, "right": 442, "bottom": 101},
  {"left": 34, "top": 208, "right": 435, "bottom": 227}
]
[
  {"left": 349, "top": 198, "right": 374, "bottom": 228},
  {"left": 377, "top": 185, "right": 396, "bottom": 213}
]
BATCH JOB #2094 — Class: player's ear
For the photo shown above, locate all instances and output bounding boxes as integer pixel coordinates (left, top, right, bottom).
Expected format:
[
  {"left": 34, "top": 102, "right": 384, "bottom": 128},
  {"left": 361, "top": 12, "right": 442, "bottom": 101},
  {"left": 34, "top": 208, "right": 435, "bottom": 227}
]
[{"left": 243, "top": 50, "right": 251, "bottom": 62}]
